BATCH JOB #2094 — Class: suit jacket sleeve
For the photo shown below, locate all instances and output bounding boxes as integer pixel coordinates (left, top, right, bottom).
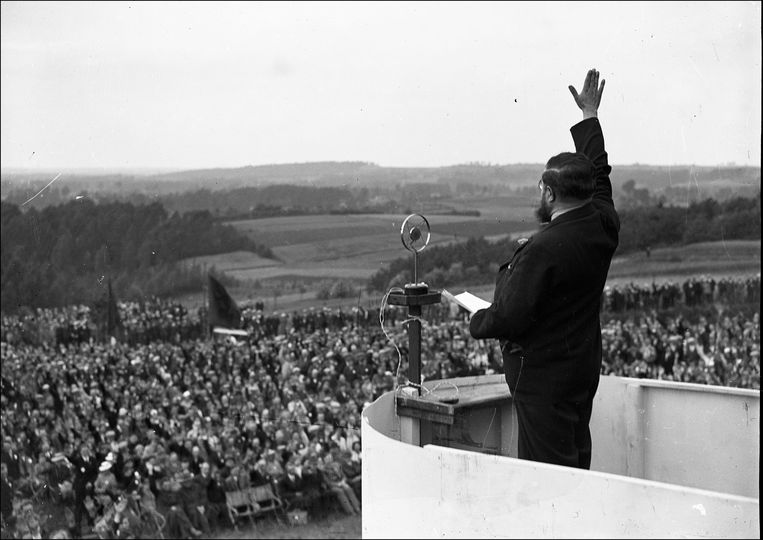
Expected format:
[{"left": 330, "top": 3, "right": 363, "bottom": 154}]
[
  {"left": 469, "top": 240, "right": 553, "bottom": 341},
  {"left": 571, "top": 117, "right": 620, "bottom": 233}
]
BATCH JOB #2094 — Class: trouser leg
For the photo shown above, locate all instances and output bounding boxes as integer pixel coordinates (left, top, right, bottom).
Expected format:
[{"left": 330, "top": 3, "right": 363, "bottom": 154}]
[
  {"left": 343, "top": 484, "right": 361, "bottom": 513},
  {"left": 73, "top": 497, "right": 89, "bottom": 535},
  {"left": 170, "top": 507, "right": 197, "bottom": 537},
  {"left": 209, "top": 503, "right": 231, "bottom": 530},
  {"left": 574, "top": 393, "right": 595, "bottom": 470},
  {"left": 330, "top": 486, "right": 356, "bottom": 515},
  {"left": 185, "top": 505, "right": 210, "bottom": 534},
  {"left": 515, "top": 399, "right": 591, "bottom": 469}
]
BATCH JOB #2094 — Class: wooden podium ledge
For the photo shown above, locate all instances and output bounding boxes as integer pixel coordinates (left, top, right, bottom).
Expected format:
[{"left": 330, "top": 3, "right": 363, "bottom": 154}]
[{"left": 396, "top": 375, "right": 511, "bottom": 425}]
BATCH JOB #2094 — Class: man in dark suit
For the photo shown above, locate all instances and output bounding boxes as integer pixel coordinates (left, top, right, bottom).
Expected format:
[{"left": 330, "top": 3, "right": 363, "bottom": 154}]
[
  {"left": 197, "top": 463, "right": 232, "bottom": 532},
  {"left": 469, "top": 68, "right": 619, "bottom": 470},
  {"left": 70, "top": 443, "right": 101, "bottom": 536}
]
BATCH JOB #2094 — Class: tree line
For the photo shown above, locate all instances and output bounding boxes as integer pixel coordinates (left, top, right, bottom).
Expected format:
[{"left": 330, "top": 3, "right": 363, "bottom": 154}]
[
  {"left": 617, "top": 193, "right": 761, "bottom": 251},
  {"left": 0, "top": 200, "right": 272, "bottom": 312},
  {"left": 367, "top": 193, "right": 761, "bottom": 292},
  {"left": 100, "top": 184, "right": 476, "bottom": 219}
]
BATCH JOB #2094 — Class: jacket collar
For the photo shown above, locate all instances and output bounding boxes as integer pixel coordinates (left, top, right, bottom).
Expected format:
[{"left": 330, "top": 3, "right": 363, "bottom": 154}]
[
  {"left": 501, "top": 202, "right": 595, "bottom": 267},
  {"left": 541, "top": 201, "right": 595, "bottom": 231}
]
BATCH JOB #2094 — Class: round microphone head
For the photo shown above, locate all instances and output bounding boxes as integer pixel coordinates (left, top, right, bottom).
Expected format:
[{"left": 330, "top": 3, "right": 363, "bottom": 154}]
[{"left": 400, "top": 213, "right": 431, "bottom": 253}]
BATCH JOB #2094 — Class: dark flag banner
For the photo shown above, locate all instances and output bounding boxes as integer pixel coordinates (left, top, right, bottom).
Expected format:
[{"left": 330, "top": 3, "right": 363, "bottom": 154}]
[
  {"left": 208, "top": 274, "right": 242, "bottom": 330},
  {"left": 107, "top": 279, "right": 121, "bottom": 337}
]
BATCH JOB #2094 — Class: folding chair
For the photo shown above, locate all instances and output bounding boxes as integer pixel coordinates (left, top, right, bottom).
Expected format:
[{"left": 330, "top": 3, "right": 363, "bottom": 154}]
[
  {"left": 226, "top": 489, "right": 259, "bottom": 530},
  {"left": 248, "top": 484, "right": 286, "bottom": 525}
]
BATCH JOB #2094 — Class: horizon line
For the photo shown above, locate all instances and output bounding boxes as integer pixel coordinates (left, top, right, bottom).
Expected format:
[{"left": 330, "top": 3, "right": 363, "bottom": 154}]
[{"left": 1, "top": 161, "right": 758, "bottom": 176}]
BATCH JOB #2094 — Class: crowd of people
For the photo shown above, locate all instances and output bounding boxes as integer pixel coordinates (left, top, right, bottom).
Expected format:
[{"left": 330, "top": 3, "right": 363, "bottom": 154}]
[
  {"left": 0, "top": 299, "right": 495, "bottom": 539},
  {"left": 602, "top": 274, "right": 759, "bottom": 312},
  {"left": 601, "top": 310, "right": 760, "bottom": 387},
  {"left": 0, "top": 274, "right": 759, "bottom": 538}
]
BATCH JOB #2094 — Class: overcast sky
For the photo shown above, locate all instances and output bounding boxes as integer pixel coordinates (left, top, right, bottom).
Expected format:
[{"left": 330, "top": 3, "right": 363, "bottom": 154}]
[{"left": 1, "top": 1, "right": 760, "bottom": 171}]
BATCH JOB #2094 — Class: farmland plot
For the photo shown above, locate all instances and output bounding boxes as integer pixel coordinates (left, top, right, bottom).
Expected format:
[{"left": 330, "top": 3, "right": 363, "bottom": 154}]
[{"left": 222, "top": 213, "right": 533, "bottom": 283}]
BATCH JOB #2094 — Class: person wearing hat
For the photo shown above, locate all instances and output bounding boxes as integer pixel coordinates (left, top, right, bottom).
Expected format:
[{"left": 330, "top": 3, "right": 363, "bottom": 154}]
[
  {"left": 93, "top": 460, "right": 118, "bottom": 509},
  {"left": 93, "top": 460, "right": 119, "bottom": 537},
  {"left": 48, "top": 452, "right": 72, "bottom": 500}
]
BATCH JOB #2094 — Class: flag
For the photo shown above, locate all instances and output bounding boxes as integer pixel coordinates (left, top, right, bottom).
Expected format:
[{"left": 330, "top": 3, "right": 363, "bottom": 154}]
[
  {"left": 107, "top": 278, "right": 122, "bottom": 337},
  {"left": 208, "top": 274, "right": 241, "bottom": 330}
]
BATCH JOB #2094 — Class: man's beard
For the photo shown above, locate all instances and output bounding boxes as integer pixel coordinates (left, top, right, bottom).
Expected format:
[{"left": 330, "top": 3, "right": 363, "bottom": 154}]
[{"left": 535, "top": 196, "right": 553, "bottom": 224}]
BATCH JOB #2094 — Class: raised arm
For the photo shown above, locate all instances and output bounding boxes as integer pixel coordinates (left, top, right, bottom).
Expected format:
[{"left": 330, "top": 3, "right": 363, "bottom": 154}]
[{"left": 569, "top": 69, "right": 618, "bottom": 229}]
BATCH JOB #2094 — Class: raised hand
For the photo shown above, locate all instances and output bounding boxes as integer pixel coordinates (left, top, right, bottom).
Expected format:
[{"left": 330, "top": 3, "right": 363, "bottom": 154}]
[{"left": 569, "top": 68, "right": 605, "bottom": 119}]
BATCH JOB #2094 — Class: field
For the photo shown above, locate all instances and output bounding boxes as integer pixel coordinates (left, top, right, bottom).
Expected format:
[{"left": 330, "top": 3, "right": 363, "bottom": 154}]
[
  {"left": 216, "top": 213, "right": 533, "bottom": 283},
  {"left": 606, "top": 240, "right": 761, "bottom": 286},
  {"left": 443, "top": 193, "right": 539, "bottom": 221},
  {"left": 179, "top": 203, "right": 760, "bottom": 313}
]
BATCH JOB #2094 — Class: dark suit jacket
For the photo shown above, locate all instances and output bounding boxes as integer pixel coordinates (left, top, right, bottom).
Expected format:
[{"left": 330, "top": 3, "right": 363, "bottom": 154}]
[
  {"left": 470, "top": 117, "right": 619, "bottom": 404},
  {"left": 281, "top": 472, "right": 307, "bottom": 494},
  {"left": 71, "top": 452, "right": 100, "bottom": 497}
]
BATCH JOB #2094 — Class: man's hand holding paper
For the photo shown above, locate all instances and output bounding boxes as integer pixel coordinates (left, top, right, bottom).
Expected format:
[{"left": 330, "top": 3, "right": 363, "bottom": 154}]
[{"left": 441, "top": 289, "right": 491, "bottom": 314}]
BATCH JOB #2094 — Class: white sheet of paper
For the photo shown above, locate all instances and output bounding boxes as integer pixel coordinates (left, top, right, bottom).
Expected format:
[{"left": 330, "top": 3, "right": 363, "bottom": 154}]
[
  {"left": 441, "top": 290, "right": 491, "bottom": 314},
  {"left": 212, "top": 327, "right": 249, "bottom": 336}
]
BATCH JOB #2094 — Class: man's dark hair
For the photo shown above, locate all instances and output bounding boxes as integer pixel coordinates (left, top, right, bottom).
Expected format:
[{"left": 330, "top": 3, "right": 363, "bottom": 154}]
[{"left": 542, "top": 152, "right": 595, "bottom": 200}]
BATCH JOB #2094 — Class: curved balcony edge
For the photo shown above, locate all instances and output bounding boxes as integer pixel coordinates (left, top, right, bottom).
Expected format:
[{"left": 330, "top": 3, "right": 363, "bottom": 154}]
[{"left": 361, "top": 374, "right": 760, "bottom": 539}]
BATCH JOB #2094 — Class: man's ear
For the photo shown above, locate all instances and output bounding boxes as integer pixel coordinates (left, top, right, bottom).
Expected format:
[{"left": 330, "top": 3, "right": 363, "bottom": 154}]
[{"left": 546, "top": 187, "right": 556, "bottom": 203}]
